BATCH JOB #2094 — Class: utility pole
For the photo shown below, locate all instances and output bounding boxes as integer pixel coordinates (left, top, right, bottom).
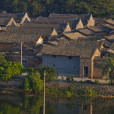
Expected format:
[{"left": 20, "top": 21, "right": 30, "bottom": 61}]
[
  {"left": 21, "top": 42, "right": 23, "bottom": 65},
  {"left": 43, "top": 70, "right": 46, "bottom": 114}
]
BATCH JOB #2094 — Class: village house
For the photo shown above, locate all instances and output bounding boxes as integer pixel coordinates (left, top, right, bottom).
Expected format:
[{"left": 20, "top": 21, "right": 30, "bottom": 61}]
[{"left": 0, "top": 12, "right": 113, "bottom": 79}]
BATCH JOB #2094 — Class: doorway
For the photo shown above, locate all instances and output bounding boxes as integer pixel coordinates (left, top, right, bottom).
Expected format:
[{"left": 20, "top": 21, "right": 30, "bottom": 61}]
[{"left": 84, "top": 66, "right": 88, "bottom": 77}]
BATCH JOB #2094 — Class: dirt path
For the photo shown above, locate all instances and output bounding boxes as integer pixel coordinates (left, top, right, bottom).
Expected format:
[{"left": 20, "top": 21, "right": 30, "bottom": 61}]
[{"left": 57, "top": 76, "right": 109, "bottom": 84}]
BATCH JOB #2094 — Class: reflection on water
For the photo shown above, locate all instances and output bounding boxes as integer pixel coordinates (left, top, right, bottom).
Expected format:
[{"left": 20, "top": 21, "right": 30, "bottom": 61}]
[{"left": 0, "top": 94, "right": 114, "bottom": 114}]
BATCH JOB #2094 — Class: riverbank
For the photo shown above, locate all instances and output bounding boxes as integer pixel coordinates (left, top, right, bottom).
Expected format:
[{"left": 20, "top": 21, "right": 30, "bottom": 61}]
[
  {"left": 0, "top": 81, "right": 114, "bottom": 98},
  {"left": 46, "top": 82, "right": 114, "bottom": 98}
]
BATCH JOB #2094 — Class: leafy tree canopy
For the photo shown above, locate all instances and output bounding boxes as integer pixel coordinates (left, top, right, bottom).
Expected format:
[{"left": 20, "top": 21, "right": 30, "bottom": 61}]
[
  {"left": 0, "top": 0, "right": 114, "bottom": 18},
  {"left": 102, "top": 55, "right": 114, "bottom": 84},
  {"left": 0, "top": 53, "right": 25, "bottom": 81},
  {"left": 23, "top": 71, "right": 43, "bottom": 93}
]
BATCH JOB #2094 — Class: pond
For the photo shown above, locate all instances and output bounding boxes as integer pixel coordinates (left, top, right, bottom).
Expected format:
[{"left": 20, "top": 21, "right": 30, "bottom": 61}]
[{"left": 0, "top": 93, "right": 114, "bottom": 114}]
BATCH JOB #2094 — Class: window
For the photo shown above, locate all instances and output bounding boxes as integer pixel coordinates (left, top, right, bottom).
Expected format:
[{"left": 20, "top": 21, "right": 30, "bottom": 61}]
[
  {"left": 68, "top": 56, "right": 72, "bottom": 59},
  {"left": 84, "top": 66, "right": 88, "bottom": 77}
]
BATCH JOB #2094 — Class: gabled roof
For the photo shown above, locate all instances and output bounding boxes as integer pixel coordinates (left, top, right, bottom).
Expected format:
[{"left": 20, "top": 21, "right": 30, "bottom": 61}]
[
  {"left": 63, "top": 23, "right": 71, "bottom": 32},
  {"left": 49, "top": 13, "right": 94, "bottom": 26},
  {"left": 0, "top": 23, "right": 53, "bottom": 43},
  {"left": 76, "top": 19, "right": 84, "bottom": 29},
  {"left": 0, "top": 17, "right": 18, "bottom": 27},
  {"left": 0, "top": 17, "right": 11, "bottom": 26},
  {"left": 36, "top": 16, "right": 78, "bottom": 30},
  {"left": 51, "top": 28, "right": 58, "bottom": 36},
  {"left": 40, "top": 37, "right": 101, "bottom": 58},
  {"left": 87, "top": 14, "right": 95, "bottom": 27},
  {"left": 20, "top": 12, "right": 31, "bottom": 24},
  {"left": 0, "top": 12, "right": 30, "bottom": 24}
]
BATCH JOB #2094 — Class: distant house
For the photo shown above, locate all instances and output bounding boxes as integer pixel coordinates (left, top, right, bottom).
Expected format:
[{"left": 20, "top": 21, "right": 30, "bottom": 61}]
[
  {"left": 40, "top": 37, "right": 102, "bottom": 78},
  {"left": 0, "top": 12, "right": 30, "bottom": 26},
  {"left": 0, "top": 12, "right": 113, "bottom": 78},
  {"left": 0, "top": 17, "right": 18, "bottom": 27}
]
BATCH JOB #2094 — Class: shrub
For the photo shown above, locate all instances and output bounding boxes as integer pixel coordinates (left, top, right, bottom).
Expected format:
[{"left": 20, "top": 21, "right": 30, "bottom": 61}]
[
  {"left": 95, "top": 80, "right": 99, "bottom": 85},
  {"left": 43, "top": 65, "right": 58, "bottom": 82},
  {"left": 23, "top": 71, "right": 43, "bottom": 93},
  {"left": 27, "top": 65, "right": 58, "bottom": 82},
  {"left": 102, "top": 56, "right": 114, "bottom": 84},
  {"left": 66, "top": 91, "right": 72, "bottom": 97},
  {"left": 81, "top": 87, "right": 98, "bottom": 96}
]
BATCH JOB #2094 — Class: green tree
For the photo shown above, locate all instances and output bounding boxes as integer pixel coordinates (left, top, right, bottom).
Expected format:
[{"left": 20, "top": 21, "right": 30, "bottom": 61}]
[
  {"left": 27, "top": 65, "right": 58, "bottom": 82},
  {"left": 102, "top": 56, "right": 114, "bottom": 84},
  {"left": 0, "top": 61, "right": 24, "bottom": 81},
  {"left": 43, "top": 65, "right": 58, "bottom": 82},
  {"left": 23, "top": 71, "right": 43, "bottom": 93}
]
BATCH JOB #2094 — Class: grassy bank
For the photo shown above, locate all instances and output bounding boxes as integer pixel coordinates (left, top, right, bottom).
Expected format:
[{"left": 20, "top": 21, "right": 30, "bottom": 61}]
[{"left": 0, "top": 82, "right": 114, "bottom": 98}]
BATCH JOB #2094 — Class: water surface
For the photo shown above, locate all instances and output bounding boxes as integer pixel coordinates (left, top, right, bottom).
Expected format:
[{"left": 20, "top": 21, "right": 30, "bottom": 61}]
[{"left": 0, "top": 94, "right": 114, "bottom": 114}]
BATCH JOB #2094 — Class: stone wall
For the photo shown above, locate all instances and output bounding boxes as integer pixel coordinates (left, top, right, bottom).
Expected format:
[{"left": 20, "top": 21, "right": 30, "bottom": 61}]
[
  {"left": 93, "top": 57, "right": 106, "bottom": 79},
  {"left": 80, "top": 58, "right": 92, "bottom": 78}
]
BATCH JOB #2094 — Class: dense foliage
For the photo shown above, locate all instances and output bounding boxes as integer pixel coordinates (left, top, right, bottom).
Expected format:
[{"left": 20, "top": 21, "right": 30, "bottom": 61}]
[
  {"left": 0, "top": 61, "right": 25, "bottom": 81},
  {"left": 102, "top": 55, "right": 114, "bottom": 84},
  {"left": 0, "top": 53, "right": 6, "bottom": 63},
  {"left": 28, "top": 65, "right": 58, "bottom": 82},
  {"left": 0, "top": 0, "right": 114, "bottom": 18},
  {"left": 0, "top": 53, "right": 25, "bottom": 81},
  {"left": 23, "top": 71, "right": 43, "bottom": 93}
]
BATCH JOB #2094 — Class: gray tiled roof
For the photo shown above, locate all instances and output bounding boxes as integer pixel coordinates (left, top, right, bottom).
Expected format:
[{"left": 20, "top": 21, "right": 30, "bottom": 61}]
[
  {"left": 78, "top": 28, "right": 96, "bottom": 36},
  {"left": 0, "top": 18, "right": 11, "bottom": 26},
  {"left": 49, "top": 13, "right": 91, "bottom": 25},
  {"left": 37, "top": 16, "right": 85, "bottom": 29},
  {"left": 40, "top": 37, "right": 101, "bottom": 58},
  {"left": 63, "top": 32, "right": 85, "bottom": 40},
  {"left": 26, "top": 20, "right": 66, "bottom": 33},
  {"left": 0, "top": 23, "right": 53, "bottom": 43},
  {"left": 88, "top": 26, "right": 110, "bottom": 33},
  {"left": 103, "top": 24, "right": 114, "bottom": 30},
  {"left": 36, "top": 16, "right": 78, "bottom": 30},
  {"left": 105, "top": 19, "right": 114, "bottom": 26},
  {"left": 0, "top": 12, "right": 25, "bottom": 23},
  {"left": 105, "top": 34, "right": 114, "bottom": 42}
]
